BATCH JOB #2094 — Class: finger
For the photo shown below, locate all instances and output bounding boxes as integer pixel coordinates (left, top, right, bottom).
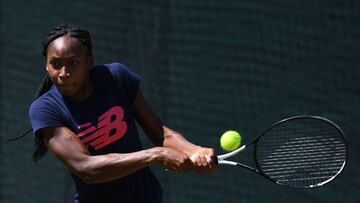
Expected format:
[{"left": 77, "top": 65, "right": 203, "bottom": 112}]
[
  {"left": 206, "top": 154, "right": 218, "bottom": 167},
  {"left": 204, "top": 155, "right": 214, "bottom": 169},
  {"left": 199, "top": 155, "right": 217, "bottom": 173},
  {"left": 200, "top": 155, "right": 208, "bottom": 167},
  {"left": 194, "top": 156, "right": 207, "bottom": 173},
  {"left": 205, "top": 154, "right": 211, "bottom": 163}
]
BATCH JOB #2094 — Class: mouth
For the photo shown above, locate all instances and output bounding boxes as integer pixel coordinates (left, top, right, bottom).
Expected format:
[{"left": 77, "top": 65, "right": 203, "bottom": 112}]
[
  {"left": 56, "top": 77, "right": 76, "bottom": 87},
  {"left": 56, "top": 82, "right": 76, "bottom": 95}
]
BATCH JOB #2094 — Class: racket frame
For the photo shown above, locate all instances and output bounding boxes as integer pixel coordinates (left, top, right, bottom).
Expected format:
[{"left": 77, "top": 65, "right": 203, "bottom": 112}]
[{"left": 217, "top": 115, "right": 348, "bottom": 188}]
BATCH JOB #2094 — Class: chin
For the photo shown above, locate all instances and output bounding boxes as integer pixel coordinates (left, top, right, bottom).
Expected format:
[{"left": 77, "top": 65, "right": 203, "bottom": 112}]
[
  {"left": 60, "top": 90, "right": 77, "bottom": 97},
  {"left": 57, "top": 85, "right": 78, "bottom": 97}
]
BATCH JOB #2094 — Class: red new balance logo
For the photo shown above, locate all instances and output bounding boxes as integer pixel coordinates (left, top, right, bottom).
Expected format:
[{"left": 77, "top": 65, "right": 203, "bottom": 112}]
[{"left": 77, "top": 106, "right": 128, "bottom": 150}]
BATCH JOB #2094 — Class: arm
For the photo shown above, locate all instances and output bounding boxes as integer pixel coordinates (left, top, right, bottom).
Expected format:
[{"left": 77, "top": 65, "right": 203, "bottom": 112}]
[
  {"left": 130, "top": 90, "right": 199, "bottom": 153},
  {"left": 41, "top": 126, "right": 193, "bottom": 184},
  {"left": 131, "top": 90, "right": 217, "bottom": 173}
]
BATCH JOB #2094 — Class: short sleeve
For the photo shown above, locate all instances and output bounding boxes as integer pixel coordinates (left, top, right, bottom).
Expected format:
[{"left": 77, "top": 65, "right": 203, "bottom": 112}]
[
  {"left": 106, "top": 63, "right": 142, "bottom": 104},
  {"left": 29, "top": 98, "right": 64, "bottom": 136}
]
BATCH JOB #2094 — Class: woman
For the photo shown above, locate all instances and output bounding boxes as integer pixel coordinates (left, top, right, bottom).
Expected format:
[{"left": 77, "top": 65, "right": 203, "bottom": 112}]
[{"left": 28, "top": 24, "right": 216, "bottom": 203}]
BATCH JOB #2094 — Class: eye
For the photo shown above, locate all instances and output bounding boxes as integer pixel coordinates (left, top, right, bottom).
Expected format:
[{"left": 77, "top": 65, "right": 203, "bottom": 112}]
[{"left": 50, "top": 61, "right": 62, "bottom": 69}]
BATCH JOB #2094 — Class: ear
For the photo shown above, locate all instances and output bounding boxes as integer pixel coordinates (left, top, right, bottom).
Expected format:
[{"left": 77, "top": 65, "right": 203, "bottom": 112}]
[{"left": 46, "top": 66, "right": 49, "bottom": 71}]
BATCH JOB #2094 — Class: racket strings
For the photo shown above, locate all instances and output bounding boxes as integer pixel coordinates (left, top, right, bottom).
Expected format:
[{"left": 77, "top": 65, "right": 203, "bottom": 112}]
[{"left": 255, "top": 117, "right": 346, "bottom": 188}]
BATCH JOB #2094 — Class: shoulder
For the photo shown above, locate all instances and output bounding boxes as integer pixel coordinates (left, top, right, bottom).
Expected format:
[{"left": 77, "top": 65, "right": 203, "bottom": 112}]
[
  {"left": 92, "top": 62, "right": 141, "bottom": 85},
  {"left": 93, "top": 63, "right": 137, "bottom": 77},
  {"left": 29, "top": 87, "right": 62, "bottom": 116},
  {"left": 29, "top": 87, "right": 67, "bottom": 134},
  {"left": 91, "top": 62, "right": 127, "bottom": 72},
  {"left": 103, "top": 62, "right": 128, "bottom": 71},
  {"left": 90, "top": 63, "right": 132, "bottom": 79},
  {"left": 30, "top": 88, "right": 56, "bottom": 108},
  {"left": 92, "top": 63, "right": 141, "bottom": 104}
]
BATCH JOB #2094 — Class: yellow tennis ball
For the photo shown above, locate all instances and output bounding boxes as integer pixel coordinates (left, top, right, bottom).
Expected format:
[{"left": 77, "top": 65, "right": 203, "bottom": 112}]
[{"left": 220, "top": 130, "right": 241, "bottom": 151}]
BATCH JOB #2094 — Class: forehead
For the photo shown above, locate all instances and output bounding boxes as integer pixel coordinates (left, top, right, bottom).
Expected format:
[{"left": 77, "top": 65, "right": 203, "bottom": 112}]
[{"left": 47, "top": 35, "right": 86, "bottom": 58}]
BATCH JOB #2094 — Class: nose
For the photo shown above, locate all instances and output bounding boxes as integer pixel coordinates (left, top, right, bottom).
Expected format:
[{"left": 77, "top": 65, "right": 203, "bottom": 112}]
[{"left": 58, "top": 66, "right": 71, "bottom": 79}]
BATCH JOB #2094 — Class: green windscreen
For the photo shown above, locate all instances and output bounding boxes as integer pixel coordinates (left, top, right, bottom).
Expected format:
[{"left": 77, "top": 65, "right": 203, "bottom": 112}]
[{"left": 1, "top": 0, "right": 359, "bottom": 202}]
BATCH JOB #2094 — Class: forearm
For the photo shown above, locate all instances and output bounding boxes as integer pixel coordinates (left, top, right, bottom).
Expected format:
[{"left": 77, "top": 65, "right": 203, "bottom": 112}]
[
  {"left": 162, "top": 126, "right": 201, "bottom": 157},
  {"left": 131, "top": 90, "right": 215, "bottom": 173},
  {"left": 75, "top": 147, "right": 163, "bottom": 184}
]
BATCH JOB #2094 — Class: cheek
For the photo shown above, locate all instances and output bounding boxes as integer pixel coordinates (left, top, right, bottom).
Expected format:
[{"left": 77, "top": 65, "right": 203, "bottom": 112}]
[
  {"left": 72, "top": 68, "right": 88, "bottom": 81},
  {"left": 47, "top": 71, "right": 59, "bottom": 83}
]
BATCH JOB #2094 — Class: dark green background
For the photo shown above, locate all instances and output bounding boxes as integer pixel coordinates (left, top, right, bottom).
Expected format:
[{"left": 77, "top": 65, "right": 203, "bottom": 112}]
[{"left": 1, "top": 0, "right": 359, "bottom": 202}]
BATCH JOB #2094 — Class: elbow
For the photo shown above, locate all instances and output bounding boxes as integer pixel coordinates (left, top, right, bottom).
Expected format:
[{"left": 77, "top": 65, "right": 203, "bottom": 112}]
[
  {"left": 162, "top": 130, "right": 174, "bottom": 147},
  {"left": 79, "top": 172, "right": 96, "bottom": 184},
  {"left": 163, "top": 127, "right": 181, "bottom": 143},
  {"left": 163, "top": 126, "right": 177, "bottom": 140},
  {"left": 72, "top": 163, "right": 98, "bottom": 184}
]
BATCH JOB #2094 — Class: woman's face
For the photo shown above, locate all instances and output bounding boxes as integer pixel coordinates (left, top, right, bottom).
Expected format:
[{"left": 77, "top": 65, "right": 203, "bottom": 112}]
[{"left": 46, "top": 35, "right": 93, "bottom": 98}]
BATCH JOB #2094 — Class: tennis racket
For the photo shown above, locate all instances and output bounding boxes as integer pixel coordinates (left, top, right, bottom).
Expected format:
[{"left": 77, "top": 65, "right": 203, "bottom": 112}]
[{"left": 217, "top": 116, "right": 347, "bottom": 188}]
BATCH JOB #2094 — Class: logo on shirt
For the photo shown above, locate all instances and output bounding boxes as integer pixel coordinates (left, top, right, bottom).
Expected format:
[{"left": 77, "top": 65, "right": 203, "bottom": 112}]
[{"left": 76, "top": 106, "right": 128, "bottom": 150}]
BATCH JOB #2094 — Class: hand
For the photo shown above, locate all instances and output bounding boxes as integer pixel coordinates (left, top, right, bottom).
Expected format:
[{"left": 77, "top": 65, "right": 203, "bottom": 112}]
[
  {"left": 159, "top": 147, "right": 194, "bottom": 173},
  {"left": 190, "top": 147, "right": 217, "bottom": 174}
]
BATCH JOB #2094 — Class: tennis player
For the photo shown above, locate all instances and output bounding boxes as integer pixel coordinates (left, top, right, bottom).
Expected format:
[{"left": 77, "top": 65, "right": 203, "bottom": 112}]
[{"left": 29, "top": 24, "right": 216, "bottom": 203}]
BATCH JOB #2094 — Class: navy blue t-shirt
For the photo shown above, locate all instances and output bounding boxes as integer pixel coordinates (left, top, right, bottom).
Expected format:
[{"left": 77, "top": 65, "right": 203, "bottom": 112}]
[{"left": 29, "top": 63, "right": 163, "bottom": 203}]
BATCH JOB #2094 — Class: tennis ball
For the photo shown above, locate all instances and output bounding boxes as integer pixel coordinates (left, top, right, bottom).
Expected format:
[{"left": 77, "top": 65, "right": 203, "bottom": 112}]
[{"left": 220, "top": 130, "right": 241, "bottom": 151}]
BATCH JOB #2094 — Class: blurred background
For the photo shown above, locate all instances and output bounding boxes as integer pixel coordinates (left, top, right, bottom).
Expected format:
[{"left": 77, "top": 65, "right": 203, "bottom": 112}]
[{"left": 0, "top": 0, "right": 359, "bottom": 202}]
